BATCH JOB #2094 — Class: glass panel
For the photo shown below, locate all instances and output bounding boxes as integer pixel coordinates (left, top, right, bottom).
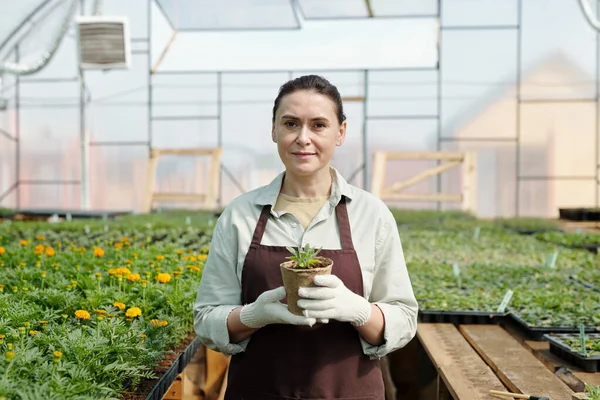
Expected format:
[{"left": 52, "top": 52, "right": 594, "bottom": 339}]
[
  {"left": 298, "top": 0, "right": 368, "bottom": 19},
  {"left": 520, "top": 103, "right": 596, "bottom": 177},
  {"left": 18, "top": 81, "right": 79, "bottom": 107},
  {"left": 101, "top": 0, "right": 149, "bottom": 39},
  {"left": 90, "top": 146, "right": 147, "bottom": 211},
  {"left": 368, "top": 70, "right": 438, "bottom": 117},
  {"left": 89, "top": 105, "right": 149, "bottom": 142},
  {"left": 441, "top": 29, "right": 517, "bottom": 138},
  {"left": 366, "top": 119, "right": 438, "bottom": 209},
  {"left": 518, "top": 180, "right": 597, "bottom": 218},
  {"left": 151, "top": 119, "right": 218, "bottom": 149},
  {"left": 85, "top": 53, "right": 148, "bottom": 103},
  {"left": 371, "top": 0, "right": 438, "bottom": 16},
  {"left": 331, "top": 102, "right": 364, "bottom": 188},
  {"left": 153, "top": 73, "right": 218, "bottom": 118},
  {"left": 521, "top": 0, "right": 596, "bottom": 102},
  {"left": 155, "top": 0, "right": 299, "bottom": 30},
  {"left": 0, "top": 133, "right": 17, "bottom": 209},
  {"left": 441, "top": 141, "right": 517, "bottom": 218},
  {"left": 442, "top": 0, "right": 518, "bottom": 27}
]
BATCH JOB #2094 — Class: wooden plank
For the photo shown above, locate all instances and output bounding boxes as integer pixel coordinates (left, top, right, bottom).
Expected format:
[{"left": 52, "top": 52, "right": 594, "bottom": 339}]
[
  {"left": 462, "top": 151, "right": 477, "bottom": 213},
  {"left": 380, "top": 193, "right": 462, "bottom": 202},
  {"left": 152, "top": 193, "right": 206, "bottom": 202},
  {"left": 386, "top": 160, "right": 461, "bottom": 193},
  {"left": 152, "top": 148, "right": 220, "bottom": 156},
  {"left": 383, "top": 151, "right": 465, "bottom": 160},
  {"left": 341, "top": 96, "right": 365, "bottom": 102},
  {"left": 370, "top": 152, "right": 387, "bottom": 198},
  {"left": 417, "top": 323, "right": 506, "bottom": 399},
  {"left": 460, "top": 325, "right": 574, "bottom": 399},
  {"left": 575, "top": 372, "right": 600, "bottom": 386}
]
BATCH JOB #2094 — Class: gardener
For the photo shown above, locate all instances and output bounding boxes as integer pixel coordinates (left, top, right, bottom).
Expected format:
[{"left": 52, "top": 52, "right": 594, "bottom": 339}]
[{"left": 193, "top": 75, "right": 418, "bottom": 399}]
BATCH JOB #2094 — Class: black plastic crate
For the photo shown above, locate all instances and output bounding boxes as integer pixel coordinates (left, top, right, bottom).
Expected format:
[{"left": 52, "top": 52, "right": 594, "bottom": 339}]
[
  {"left": 145, "top": 354, "right": 181, "bottom": 400},
  {"left": 418, "top": 310, "right": 507, "bottom": 325},
  {"left": 510, "top": 313, "right": 599, "bottom": 340},
  {"left": 543, "top": 333, "right": 600, "bottom": 372},
  {"left": 178, "top": 337, "right": 201, "bottom": 373}
]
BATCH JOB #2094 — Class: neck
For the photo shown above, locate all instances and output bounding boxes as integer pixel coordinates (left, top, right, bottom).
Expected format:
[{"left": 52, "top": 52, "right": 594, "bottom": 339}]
[{"left": 281, "top": 167, "right": 333, "bottom": 198}]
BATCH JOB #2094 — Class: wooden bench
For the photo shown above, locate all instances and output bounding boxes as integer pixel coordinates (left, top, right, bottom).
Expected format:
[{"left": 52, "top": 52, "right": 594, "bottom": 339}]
[{"left": 417, "top": 323, "right": 582, "bottom": 400}]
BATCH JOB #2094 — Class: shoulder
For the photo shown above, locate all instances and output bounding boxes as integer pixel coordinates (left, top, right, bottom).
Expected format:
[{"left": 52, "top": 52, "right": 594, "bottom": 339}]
[
  {"left": 214, "top": 184, "right": 268, "bottom": 229},
  {"left": 345, "top": 184, "right": 395, "bottom": 224}
]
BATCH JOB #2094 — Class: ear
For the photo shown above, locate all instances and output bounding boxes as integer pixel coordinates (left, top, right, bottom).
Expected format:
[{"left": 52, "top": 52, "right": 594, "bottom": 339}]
[
  {"left": 336, "top": 121, "right": 347, "bottom": 146},
  {"left": 271, "top": 123, "right": 277, "bottom": 143}
]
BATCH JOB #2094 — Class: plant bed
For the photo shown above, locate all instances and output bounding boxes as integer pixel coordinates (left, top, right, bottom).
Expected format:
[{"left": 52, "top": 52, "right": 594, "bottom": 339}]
[
  {"left": 560, "top": 208, "right": 600, "bottom": 221},
  {"left": 509, "top": 313, "right": 599, "bottom": 340},
  {"left": 534, "top": 231, "right": 600, "bottom": 254},
  {"left": 543, "top": 333, "right": 600, "bottom": 372},
  {"left": 418, "top": 309, "right": 508, "bottom": 325},
  {"left": 496, "top": 217, "right": 563, "bottom": 235}
]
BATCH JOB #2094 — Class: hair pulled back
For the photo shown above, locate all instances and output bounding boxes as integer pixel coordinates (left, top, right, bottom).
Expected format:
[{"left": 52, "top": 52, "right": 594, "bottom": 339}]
[{"left": 272, "top": 75, "right": 346, "bottom": 125}]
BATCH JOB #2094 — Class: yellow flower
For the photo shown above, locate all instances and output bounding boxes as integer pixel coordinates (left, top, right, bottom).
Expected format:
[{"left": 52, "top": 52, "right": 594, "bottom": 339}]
[
  {"left": 94, "top": 309, "right": 107, "bottom": 316},
  {"left": 156, "top": 255, "right": 165, "bottom": 261},
  {"left": 36, "top": 235, "right": 45, "bottom": 241},
  {"left": 108, "top": 267, "right": 131, "bottom": 277},
  {"left": 187, "top": 265, "right": 201, "bottom": 273},
  {"left": 74, "top": 310, "right": 90, "bottom": 320},
  {"left": 125, "top": 307, "right": 142, "bottom": 318},
  {"left": 114, "top": 242, "right": 123, "bottom": 249},
  {"left": 93, "top": 247, "right": 104, "bottom": 257},
  {"left": 19, "top": 240, "right": 29, "bottom": 246},
  {"left": 40, "top": 271, "right": 47, "bottom": 278},
  {"left": 198, "top": 254, "right": 208, "bottom": 261},
  {"left": 150, "top": 319, "right": 169, "bottom": 328},
  {"left": 53, "top": 351, "right": 62, "bottom": 359},
  {"left": 5, "top": 351, "right": 15, "bottom": 361},
  {"left": 0, "top": 247, "right": 5, "bottom": 255},
  {"left": 173, "top": 271, "right": 182, "bottom": 277},
  {"left": 176, "top": 250, "right": 183, "bottom": 255},
  {"left": 45, "top": 247, "right": 55, "bottom": 257},
  {"left": 124, "top": 260, "right": 133, "bottom": 265},
  {"left": 126, "top": 273, "right": 141, "bottom": 282},
  {"left": 156, "top": 273, "right": 172, "bottom": 284},
  {"left": 29, "top": 330, "right": 39, "bottom": 336},
  {"left": 113, "top": 302, "right": 126, "bottom": 310}
]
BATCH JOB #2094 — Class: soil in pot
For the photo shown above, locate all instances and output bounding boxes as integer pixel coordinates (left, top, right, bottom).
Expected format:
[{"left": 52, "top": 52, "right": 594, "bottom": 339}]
[{"left": 280, "top": 257, "right": 333, "bottom": 316}]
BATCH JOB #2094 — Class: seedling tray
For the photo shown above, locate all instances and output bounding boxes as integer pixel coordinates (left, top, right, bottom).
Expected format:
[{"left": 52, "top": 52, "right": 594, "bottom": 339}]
[
  {"left": 510, "top": 313, "right": 599, "bottom": 340},
  {"left": 504, "top": 227, "right": 563, "bottom": 236},
  {"left": 543, "top": 333, "right": 600, "bottom": 372},
  {"left": 559, "top": 207, "right": 600, "bottom": 221},
  {"left": 418, "top": 309, "right": 507, "bottom": 325},
  {"left": 145, "top": 354, "right": 181, "bottom": 400}
]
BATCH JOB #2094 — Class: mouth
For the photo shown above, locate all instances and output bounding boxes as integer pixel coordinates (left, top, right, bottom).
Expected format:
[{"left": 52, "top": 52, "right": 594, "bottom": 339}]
[{"left": 292, "top": 152, "right": 316, "bottom": 156}]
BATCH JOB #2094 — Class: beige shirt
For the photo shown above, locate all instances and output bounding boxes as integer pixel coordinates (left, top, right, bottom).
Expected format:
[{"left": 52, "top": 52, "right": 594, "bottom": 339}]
[
  {"left": 193, "top": 167, "right": 419, "bottom": 360},
  {"left": 273, "top": 192, "right": 329, "bottom": 230}
]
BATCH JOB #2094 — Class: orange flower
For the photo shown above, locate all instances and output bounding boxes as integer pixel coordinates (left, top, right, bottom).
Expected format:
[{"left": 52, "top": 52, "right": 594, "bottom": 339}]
[
  {"left": 156, "top": 273, "right": 171, "bottom": 284},
  {"left": 45, "top": 247, "right": 55, "bottom": 257},
  {"left": 125, "top": 307, "right": 142, "bottom": 318},
  {"left": 74, "top": 310, "right": 90, "bottom": 320},
  {"left": 19, "top": 240, "right": 29, "bottom": 246},
  {"left": 113, "top": 302, "right": 125, "bottom": 310},
  {"left": 126, "top": 273, "right": 140, "bottom": 282},
  {"left": 0, "top": 247, "right": 5, "bottom": 255},
  {"left": 93, "top": 247, "right": 104, "bottom": 257}
]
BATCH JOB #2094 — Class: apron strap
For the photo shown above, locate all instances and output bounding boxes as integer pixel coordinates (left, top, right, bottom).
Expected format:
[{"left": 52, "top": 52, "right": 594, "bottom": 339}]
[
  {"left": 335, "top": 196, "right": 354, "bottom": 250},
  {"left": 250, "top": 205, "right": 271, "bottom": 248}
]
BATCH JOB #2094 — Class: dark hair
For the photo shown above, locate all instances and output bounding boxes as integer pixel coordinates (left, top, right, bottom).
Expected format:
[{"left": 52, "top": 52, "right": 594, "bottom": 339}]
[{"left": 272, "top": 75, "right": 346, "bottom": 125}]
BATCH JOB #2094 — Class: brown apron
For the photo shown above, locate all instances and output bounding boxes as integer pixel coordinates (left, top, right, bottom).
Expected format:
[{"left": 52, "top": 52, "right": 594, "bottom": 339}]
[{"left": 224, "top": 197, "right": 385, "bottom": 399}]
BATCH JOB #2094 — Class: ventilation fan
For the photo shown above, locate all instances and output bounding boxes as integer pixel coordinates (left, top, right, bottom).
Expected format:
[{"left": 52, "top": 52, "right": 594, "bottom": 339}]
[{"left": 75, "top": 16, "right": 131, "bottom": 70}]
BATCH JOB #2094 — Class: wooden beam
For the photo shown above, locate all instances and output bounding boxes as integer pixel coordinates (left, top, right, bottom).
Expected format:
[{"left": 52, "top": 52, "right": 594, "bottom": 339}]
[
  {"left": 459, "top": 325, "right": 574, "bottom": 400},
  {"left": 341, "top": 96, "right": 365, "bottom": 102},
  {"left": 382, "top": 151, "right": 465, "bottom": 161},
  {"left": 380, "top": 193, "right": 463, "bottom": 202},
  {"left": 370, "top": 151, "right": 387, "bottom": 198},
  {"left": 417, "top": 324, "right": 507, "bottom": 399},
  {"left": 365, "top": 0, "right": 374, "bottom": 17},
  {"left": 462, "top": 151, "right": 477, "bottom": 212},
  {"left": 152, "top": 148, "right": 221, "bottom": 157},
  {"left": 152, "top": 193, "right": 207, "bottom": 203},
  {"left": 386, "top": 160, "right": 461, "bottom": 193},
  {"left": 151, "top": 30, "right": 178, "bottom": 74}
]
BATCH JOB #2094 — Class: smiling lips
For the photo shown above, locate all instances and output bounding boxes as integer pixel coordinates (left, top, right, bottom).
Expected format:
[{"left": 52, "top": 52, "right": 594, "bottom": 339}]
[{"left": 292, "top": 151, "right": 316, "bottom": 159}]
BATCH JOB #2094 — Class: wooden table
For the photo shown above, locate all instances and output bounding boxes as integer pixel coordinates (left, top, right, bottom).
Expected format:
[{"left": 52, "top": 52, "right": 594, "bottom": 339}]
[{"left": 412, "top": 320, "right": 600, "bottom": 400}]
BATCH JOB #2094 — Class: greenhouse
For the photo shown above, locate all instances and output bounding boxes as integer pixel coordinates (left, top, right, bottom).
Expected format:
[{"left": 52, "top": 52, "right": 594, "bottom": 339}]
[{"left": 0, "top": 0, "right": 599, "bottom": 399}]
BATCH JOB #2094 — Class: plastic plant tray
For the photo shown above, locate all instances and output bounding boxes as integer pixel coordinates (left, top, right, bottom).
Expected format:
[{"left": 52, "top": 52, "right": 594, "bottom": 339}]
[
  {"left": 418, "top": 309, "right": 507, "bottom": 325},
  {"left": 510, "top": 313, "right": 599, "bottom": 340},
  {"left": 543, "top": 333, "right": 600, "bottom": 372}
]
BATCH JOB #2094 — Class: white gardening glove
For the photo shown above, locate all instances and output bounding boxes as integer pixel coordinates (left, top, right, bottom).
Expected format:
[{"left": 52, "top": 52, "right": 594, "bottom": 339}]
[
  {"left": 296, "top": 275, "right": 372, "bottom": 327},
  {"left": 239, "top": 286, "right": 317, "bottom": 329}
]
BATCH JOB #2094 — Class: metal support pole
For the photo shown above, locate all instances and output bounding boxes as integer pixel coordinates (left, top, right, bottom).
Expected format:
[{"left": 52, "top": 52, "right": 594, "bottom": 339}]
[
  {"left": 148, "top": 0, "right": 153, "bottom": 154},
  {"left": 79, "top": 0, "right": 90, "bottom": 210},
  {"left": 15, "top": 45, "right": 20, "bottom": 209},
  {"left": 361, "top": 69, "right": 369, "bottom": 190},
  {"left": 436, "top": 0, "right": 442, "bottom": 211},
  {"left": 596, "top": 0, "right": 599, "bottom": 206},
  {"left": 515, "top": 0, "right": 522, "bottom": 216},
  {"left": 217, "top": 71, "right": 223, "bottom": 207}
]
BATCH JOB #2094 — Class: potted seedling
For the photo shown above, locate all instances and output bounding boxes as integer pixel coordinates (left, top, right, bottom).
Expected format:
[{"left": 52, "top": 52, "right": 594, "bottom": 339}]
[
  {"left": 280, "top": 243, "right": 333, "bottom": 316},
  {"left": 572, "top": 384, "right": 600, "bottom": 400}
]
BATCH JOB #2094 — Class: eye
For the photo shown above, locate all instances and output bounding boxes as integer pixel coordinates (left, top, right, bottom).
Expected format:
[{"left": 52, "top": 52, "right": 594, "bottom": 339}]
[
  {"left": 313, "top": 122, "right": 326, "bottom": 130},
  {"left": 284, "top": 121, "right": 297, "bottom": 128}
]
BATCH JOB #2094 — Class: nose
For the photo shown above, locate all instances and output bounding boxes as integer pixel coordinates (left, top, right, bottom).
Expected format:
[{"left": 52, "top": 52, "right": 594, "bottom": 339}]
[{"left": 295, "top": 125, "right": 311, "bottom": 146}]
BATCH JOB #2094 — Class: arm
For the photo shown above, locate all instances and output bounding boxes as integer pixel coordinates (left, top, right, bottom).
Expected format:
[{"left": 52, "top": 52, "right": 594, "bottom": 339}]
[
  {"left": 359, "top": 208, "right": 419, "bottom": 359},
  {"left": 354, "top": 304, "right": 385, "bottom": 346},
  {"left": 193, "top": 213, "right": 249, "bottom": 355},
  {"left": 226, "top": 307, "right": 258, "bottom": 343}
]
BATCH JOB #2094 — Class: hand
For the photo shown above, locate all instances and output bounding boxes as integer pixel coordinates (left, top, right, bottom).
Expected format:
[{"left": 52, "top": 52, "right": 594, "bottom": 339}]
[
  {"left": 239, "top": 286, "right": 317, "bottom": 329},
  {"left": 296, "top": 275, "right": 372, "bottom": 327}
]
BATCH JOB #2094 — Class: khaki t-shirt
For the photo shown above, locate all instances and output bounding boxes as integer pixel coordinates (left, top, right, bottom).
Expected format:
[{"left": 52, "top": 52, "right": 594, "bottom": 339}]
[{"left": 273, "top": 192, "right": 329, "bottom": 230}]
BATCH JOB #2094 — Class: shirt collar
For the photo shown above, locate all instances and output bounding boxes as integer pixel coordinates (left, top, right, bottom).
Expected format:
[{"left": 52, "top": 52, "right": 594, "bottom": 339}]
[{"left": 254, "top": 166, "right": 354, "bottom": 207}]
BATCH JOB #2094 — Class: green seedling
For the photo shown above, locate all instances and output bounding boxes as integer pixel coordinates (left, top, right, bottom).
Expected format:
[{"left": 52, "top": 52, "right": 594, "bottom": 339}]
[
  {"left": 586, "top": 384, "right": 600, "bottom": 400},
  {"left": 286, "top": 243, "right": 323, "bottom": 269}
]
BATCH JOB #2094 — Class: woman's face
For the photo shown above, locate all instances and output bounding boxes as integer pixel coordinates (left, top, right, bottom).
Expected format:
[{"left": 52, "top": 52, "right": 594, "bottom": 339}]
[{"left": 272, "top": 90, "right": 346, "bottom": 178}]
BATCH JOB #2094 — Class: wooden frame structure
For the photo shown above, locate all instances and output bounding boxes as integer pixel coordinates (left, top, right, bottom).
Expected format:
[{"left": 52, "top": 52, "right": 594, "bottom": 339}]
[
  {"left": 370, "top": 151, "right": 477, "bottom": 213},
  {"left": 143, "top": 148, "right": 223, "bottom": 213}
]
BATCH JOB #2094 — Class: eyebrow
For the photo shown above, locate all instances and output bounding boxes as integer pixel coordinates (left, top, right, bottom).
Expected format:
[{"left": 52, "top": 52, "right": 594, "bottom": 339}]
[{"left": 280, "top": 114, "right": 330, "bottom": 122}]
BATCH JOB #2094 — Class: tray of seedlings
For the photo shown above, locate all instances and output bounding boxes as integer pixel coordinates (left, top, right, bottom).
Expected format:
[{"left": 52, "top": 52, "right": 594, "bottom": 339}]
[
  {"left": 534, "top": 231, "right": 600, "bottom": 254},
  {"left": 496, "top": 217, "right": 563, "bottom": 236},
  {"left": 559, "top": 207, "right": 600, "bottom": 221},
  {"left": 543, "top": 332, "right": 600, "bottom": 372}
]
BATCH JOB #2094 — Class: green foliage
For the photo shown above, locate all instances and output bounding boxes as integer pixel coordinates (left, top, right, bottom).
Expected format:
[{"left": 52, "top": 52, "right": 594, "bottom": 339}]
[
  {"left": 285, "top": 243, "right": 323, "bottom": 269},
  {"left": 586, "top": 384, "right": 600, "bottom": 400}
]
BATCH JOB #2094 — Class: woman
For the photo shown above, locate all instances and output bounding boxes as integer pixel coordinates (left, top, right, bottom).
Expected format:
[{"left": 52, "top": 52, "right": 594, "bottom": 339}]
[{"left": 193, "top": 75, "right": 418, "bottom": 399}]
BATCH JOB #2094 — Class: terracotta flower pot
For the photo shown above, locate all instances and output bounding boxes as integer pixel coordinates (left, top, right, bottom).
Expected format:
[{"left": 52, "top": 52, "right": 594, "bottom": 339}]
[{"left": 280, "top": 257, "right": 333, "bottom": 316}]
